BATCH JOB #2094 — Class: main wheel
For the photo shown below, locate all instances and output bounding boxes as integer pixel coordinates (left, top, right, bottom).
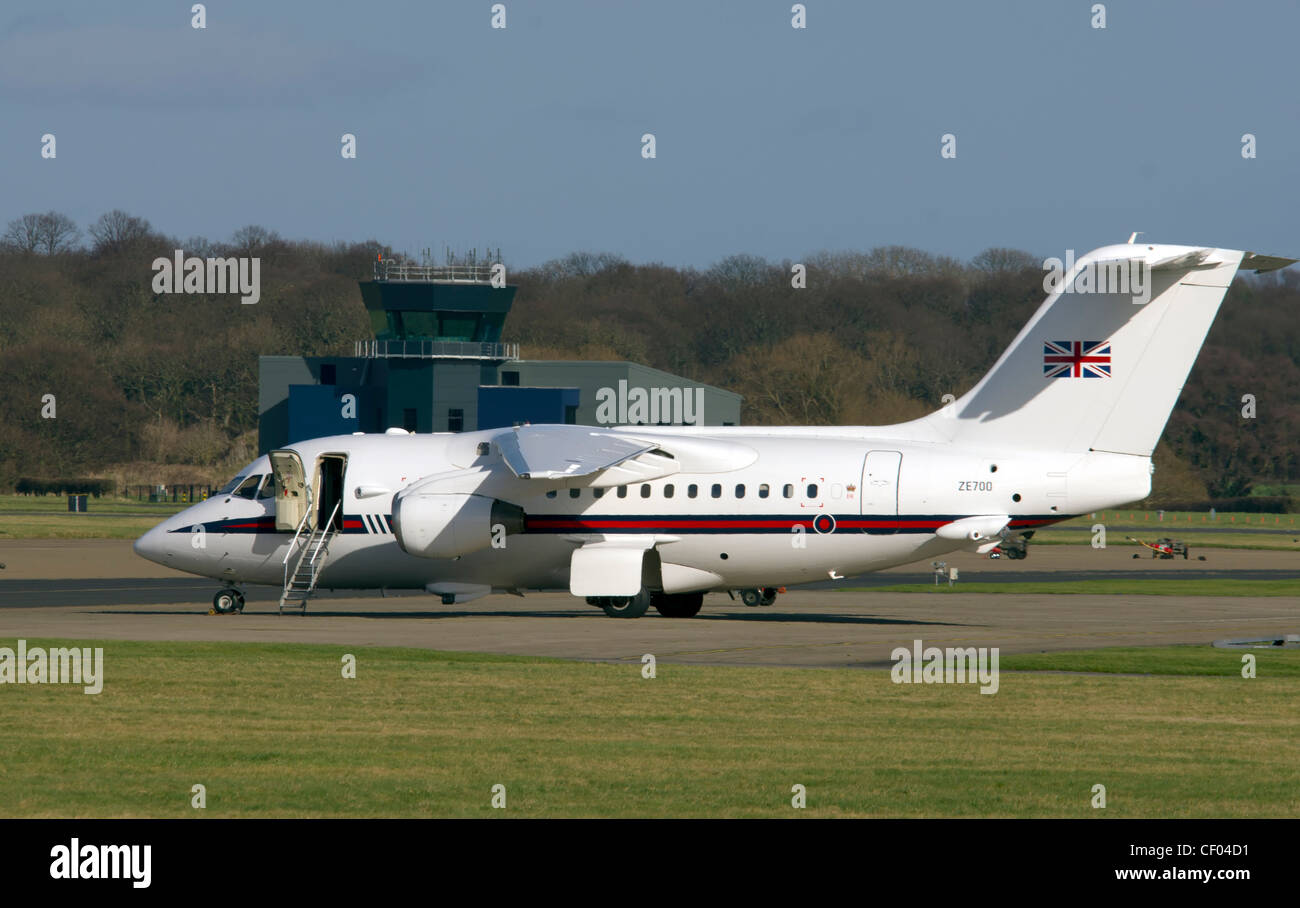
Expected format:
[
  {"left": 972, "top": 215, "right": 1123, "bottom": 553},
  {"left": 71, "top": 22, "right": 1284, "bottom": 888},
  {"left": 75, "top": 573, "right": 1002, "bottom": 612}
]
[
  {"left": 212, "top": 589, "right": 240, "bottom": 614},
  {"left": 740, "top": 588, "right": 763, "bottom": 607},
  {"left": 602, "top": 589, "right": 651, "bottom": 619},
  {"left": 653, "top": 592, "right": 703, "bottom": 618},
  {"left": 759, "top": 587, "right": 778, "bottom": 606}
]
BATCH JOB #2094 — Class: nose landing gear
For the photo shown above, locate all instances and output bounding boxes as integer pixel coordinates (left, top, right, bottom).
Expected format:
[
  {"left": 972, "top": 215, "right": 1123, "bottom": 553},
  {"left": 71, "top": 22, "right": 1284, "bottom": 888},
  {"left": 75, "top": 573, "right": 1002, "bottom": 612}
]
[{"left": 210, "top": 586, "right": 245, "bottom": 615}]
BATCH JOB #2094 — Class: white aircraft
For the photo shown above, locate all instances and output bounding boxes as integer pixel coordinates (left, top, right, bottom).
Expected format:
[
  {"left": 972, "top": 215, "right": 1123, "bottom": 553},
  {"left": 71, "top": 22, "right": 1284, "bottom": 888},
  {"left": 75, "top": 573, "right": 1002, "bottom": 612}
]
[{"left": 134, "top": 242, "right": 1294, "bottom": 618}]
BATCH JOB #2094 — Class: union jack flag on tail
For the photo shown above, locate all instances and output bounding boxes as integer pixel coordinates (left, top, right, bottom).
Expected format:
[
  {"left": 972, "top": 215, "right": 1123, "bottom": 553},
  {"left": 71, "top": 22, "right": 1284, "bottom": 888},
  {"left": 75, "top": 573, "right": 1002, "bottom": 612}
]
[{"left": 1043, "top": 340, "right": 1111, "bottom": 378}]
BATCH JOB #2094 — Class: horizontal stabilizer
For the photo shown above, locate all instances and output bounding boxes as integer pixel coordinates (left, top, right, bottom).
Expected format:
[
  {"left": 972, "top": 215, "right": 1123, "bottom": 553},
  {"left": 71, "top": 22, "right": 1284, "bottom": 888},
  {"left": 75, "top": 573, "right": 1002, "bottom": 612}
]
[{"left": 1240, "top": 252, "right": 1298, "bottom": 273}]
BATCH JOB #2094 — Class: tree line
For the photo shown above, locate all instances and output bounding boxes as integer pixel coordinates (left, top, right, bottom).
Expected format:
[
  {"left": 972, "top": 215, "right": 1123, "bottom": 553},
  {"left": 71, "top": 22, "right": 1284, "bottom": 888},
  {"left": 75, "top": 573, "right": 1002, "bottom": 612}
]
[{"left": 0, "top": 211, "right": 1295, "bottom": 506}]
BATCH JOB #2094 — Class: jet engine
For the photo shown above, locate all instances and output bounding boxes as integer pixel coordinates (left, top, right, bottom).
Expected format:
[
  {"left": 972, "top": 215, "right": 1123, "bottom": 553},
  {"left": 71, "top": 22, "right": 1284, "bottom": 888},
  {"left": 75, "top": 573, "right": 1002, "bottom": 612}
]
[{"left": 391, "top": 492, "right": 525, "bottom": 559}]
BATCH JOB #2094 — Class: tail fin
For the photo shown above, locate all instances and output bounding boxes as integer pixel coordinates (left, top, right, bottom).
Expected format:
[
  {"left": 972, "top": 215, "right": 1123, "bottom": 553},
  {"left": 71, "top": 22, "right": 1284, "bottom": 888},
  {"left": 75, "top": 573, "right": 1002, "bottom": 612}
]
[{"left": 912, "top": 244, "right": 1294, "bottom": 456}]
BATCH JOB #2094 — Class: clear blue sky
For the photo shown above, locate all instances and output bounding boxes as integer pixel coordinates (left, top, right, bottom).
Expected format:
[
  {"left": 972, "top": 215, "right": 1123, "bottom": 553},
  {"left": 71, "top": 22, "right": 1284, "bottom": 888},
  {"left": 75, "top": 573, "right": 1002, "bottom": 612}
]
[{"left": 2, "top": 0, "right": 1296, "bottom": 268}]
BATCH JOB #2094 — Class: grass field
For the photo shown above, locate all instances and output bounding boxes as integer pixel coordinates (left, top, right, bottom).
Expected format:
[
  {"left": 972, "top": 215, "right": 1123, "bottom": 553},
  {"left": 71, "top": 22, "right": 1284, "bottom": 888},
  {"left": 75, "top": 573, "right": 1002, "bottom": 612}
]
[
  {"left": 0, "top": 495, "right": 185, "bottom": 540},
  {"left": 0, "top": 514, "right": 168, "bottom": 540},
  {"left": 1029, "top": 510, "right": 1300, "bottom": 551},
  {"left": 857, "top": 579, "right": 1300, "bottom": 596},
  {"left": 2, "top": 640, "right": 1297, "bottom": 818},
  {"left": 0, "top": 495, "right": 189, "bottom": 515}
]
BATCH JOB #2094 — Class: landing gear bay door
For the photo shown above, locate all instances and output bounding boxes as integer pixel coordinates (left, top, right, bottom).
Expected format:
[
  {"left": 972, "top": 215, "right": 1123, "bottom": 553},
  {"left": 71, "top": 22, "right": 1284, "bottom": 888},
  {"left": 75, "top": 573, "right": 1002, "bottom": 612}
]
[{"left": 270, "top": 449, "right": 310, "bottom": 532}]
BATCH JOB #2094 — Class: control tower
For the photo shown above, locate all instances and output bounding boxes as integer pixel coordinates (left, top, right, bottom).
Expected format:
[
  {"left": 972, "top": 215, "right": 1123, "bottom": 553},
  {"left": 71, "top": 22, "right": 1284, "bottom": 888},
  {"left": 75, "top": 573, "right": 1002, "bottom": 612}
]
[{"left": 257, "top": 256, "right": 741, "bottom": 453}]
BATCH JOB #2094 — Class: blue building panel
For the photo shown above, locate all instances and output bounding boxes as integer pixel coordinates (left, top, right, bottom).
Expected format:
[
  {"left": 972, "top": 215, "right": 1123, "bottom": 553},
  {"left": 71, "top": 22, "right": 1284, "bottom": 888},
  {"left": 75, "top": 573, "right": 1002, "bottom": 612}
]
[
  {"left": 478, "top": 386, "right": 579, "bottom": 430},
  {"left": 287, "top": 384, "right": 365, "bottom": 445}
]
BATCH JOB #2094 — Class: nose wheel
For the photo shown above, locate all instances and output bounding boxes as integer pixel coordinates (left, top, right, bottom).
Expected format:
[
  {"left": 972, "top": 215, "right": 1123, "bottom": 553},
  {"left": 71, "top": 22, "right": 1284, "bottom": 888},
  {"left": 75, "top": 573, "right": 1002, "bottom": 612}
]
[{"left": 211, "top": 587, "right": 245, "bottom": 615}]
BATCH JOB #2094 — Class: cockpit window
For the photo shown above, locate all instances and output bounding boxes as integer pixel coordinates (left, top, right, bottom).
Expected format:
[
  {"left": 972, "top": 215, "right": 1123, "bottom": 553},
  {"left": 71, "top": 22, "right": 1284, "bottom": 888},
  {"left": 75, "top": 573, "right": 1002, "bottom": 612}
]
[
  {"left": 218, "top": 474, "right": 248, "bottom": 495},
  {"left": 234, "top": 474, "right": 263, "bottom": 499},
  {"left": 257, "top": 475, "right": 277, "bottom": 499}
]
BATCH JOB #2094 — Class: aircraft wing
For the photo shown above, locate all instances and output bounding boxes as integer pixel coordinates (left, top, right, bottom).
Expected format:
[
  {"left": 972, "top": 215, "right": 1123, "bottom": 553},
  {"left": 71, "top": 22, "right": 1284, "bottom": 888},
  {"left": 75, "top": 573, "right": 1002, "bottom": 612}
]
[
  {"left": 492, "top": 424, "right": 758, "bottom": 487},
  {"left": 494, "top": 425, "right": 675, "bottom": 485}
]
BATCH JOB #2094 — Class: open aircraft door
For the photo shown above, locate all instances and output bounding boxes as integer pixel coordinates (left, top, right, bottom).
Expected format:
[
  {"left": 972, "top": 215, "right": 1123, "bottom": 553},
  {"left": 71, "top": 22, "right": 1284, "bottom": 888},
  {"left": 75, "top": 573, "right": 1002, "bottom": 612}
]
[
  {"left": 859, "top": 450, "right": 901, "bottom": 534},
  {"left": 270, "top": 449, "right": 311, "bottom": 532}
]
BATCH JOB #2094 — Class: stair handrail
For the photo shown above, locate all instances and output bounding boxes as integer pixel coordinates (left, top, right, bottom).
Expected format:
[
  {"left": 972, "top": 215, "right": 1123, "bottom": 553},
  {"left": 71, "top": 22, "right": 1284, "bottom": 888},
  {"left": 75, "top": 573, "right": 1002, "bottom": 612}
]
[
  {"left": 282, "top": 505, "right": 314, "bottom": 589},
  {"left": 309, "top": 502, "right": 343, "bottom": 570}
]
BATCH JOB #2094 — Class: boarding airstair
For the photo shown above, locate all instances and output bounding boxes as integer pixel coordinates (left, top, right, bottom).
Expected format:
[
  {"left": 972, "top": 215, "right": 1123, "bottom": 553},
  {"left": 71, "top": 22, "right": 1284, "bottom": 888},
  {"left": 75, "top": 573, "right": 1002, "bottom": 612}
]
[{"left": 279, "top": 501, "right": 340, "bottom": 615}]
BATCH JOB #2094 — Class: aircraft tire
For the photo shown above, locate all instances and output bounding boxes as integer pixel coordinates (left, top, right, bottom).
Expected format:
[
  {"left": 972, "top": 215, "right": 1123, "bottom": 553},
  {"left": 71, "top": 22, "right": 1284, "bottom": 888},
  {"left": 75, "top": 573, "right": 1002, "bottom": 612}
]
[
  {"left": 740, "top": 588, "right": 763, "bottom": 607},
  {"left": 602, "top": 589, "right": 651, "bottom": 618},
  {"left": 653, "top": 592, "right": 703, "bottom": 618},
  {"left": 212, "top": 589, "right": 240, "bottom": 614},
  {"left": 759, "top": 587, "right": 778, "bottom": 606}
]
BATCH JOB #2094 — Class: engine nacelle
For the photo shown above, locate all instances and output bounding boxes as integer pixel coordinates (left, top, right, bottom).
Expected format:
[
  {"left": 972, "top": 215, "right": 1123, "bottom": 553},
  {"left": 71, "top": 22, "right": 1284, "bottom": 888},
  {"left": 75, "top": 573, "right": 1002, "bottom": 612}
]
[{"left": 391, "top": 492, "right": 525, "bottom": 559}]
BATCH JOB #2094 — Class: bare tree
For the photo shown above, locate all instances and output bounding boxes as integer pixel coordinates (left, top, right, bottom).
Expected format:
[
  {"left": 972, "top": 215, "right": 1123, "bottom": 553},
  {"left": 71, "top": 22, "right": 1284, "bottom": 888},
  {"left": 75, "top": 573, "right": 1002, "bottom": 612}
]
[
  {"left": 36, "top": 212, "right": 80, "bottom": 254},
  {"left": 970, "top": 247, "right": 1038, "bottom": 273},
  {"left": 229, "top": 224, "right": 281, "bottom": 255},
  {"left": 88, "top": 209, "right": 153, "bottom": 254},
  {"left": 1, "top": 213, "right": 42, "bottom": 252}
]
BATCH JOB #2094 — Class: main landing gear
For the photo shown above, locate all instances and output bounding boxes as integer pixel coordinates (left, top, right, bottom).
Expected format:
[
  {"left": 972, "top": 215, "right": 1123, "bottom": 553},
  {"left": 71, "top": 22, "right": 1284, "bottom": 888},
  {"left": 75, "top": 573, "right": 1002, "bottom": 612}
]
[
  {"left": 585, "top": 590, "right": 705, "bottom": 618},
  {"left": 739, "top": 587, "right": 779, "bottom": 607},
  {"left": 210, "top": 586, "right": 245, "bottom": 615}
]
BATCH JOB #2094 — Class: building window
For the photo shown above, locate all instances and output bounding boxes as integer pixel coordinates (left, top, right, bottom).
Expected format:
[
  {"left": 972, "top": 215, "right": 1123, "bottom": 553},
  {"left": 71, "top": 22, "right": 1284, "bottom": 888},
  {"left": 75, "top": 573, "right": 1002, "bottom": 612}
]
[
  {"left": 448, "top": 409, "right": 464, "bottom": 433},
  {"left": 711, "top": 484, "right": 722, "bottom": 499},
  {"left": 758, "top": 483, "right": 770, "bottom": 499},
  {"left": 783, "top": 484, "right": 794, "bottom": 498},
  {"left": 807, "top": 483, "right": 818, "bottom": 498},
  {"left": 640, "top": 484, "right": 652, "bottom": 498},
  {"left": 569, "top": 488, "right": 581, "bottom": 499},
  {"left": 735, "top": 484, "right": 745, "bottom": 498},
  {"left": 664, "top": 484, "right": 674, "bottom": 499},
  {"left": 501, "top": 371, "right": 520, "bottom": 386},
  {"left": 320, "top": 363, "right": 336, "bottom": 385},
  {"left": 688, "top": 484, "right": 698, "bottom": 498},
  {"left": 402, "top": 408, "right": 417, "bottom": 432}
]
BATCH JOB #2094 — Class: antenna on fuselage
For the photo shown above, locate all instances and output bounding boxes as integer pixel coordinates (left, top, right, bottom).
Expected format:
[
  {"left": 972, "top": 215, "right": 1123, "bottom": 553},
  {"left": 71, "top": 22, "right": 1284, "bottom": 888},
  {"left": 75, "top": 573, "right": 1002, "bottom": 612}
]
[{"left": 1127, "top": 231, "right": 1143, "bottom": 244}]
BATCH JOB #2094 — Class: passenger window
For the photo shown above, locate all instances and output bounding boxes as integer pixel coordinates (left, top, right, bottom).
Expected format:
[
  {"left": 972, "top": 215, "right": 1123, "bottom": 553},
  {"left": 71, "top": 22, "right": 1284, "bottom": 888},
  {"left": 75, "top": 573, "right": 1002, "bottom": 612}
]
[
  {"left": 641, "top": 484, "right": 652, "bottom": 498},
  {"left": 758, "top": 483, "right": 770, "bottom": 499},
  {"left": 807, "top": 483, "right": 819, "bottom": 498},
  {"left": 664, "top": 484, "right": 674, "bottom": 499},
  {"left": 617, "top": 486, "right": 628, "bottom": 498},
  {"left": 593, "top": 487, "right": 604, "bottom": 499},
  {"left": 711, "top": 484, "right": 722, "bottom": 499},
  {"left": 546, "top": 490, "right": 557, "bottom": 499},
  {"left": 258, "top": 476, "right": 277, "bottom": 499},
  {"left": 569, "top": 488, "right": 581, "bottom": 498},
  {"left": 235, "top": 475, "right": 262, "bottom": 499},
  {"left": 735, "top": 484, "right": 745, "bottom": 498},
  {"left": 783, "top": 484, "right": 794, "bottom": 498},
  {"left": 688, "top": 484, "right": 698, "bottom": 498}
]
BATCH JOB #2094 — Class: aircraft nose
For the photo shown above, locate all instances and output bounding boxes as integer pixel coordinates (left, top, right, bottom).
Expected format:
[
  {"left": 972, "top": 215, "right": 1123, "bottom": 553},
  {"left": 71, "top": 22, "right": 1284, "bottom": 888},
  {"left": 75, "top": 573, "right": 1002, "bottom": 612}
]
[{"left": 133, "top": 523, "right": 171, "bottom": 565}]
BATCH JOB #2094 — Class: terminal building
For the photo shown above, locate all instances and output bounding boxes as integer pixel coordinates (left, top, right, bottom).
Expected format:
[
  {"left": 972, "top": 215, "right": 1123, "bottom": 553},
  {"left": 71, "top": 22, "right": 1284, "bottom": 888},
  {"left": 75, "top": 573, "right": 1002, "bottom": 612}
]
[{"left": 258, "top": 260, "right": 742, "bottom": 454}]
